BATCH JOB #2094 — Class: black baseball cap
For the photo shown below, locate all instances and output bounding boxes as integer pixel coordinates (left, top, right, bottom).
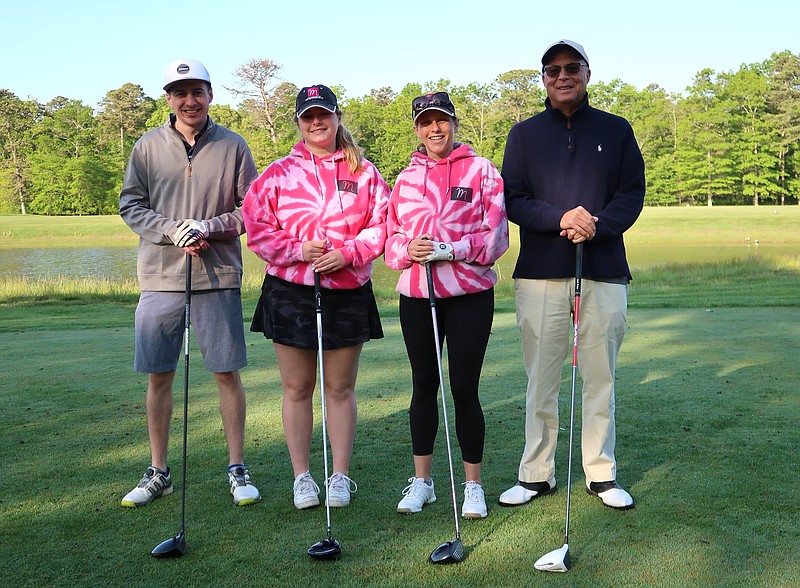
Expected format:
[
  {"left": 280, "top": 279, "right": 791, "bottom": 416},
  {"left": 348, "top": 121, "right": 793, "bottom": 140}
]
[
  {"left": 295, "top": 85, "right": 338, "bottom": 118},
  {"left": 411, "top": 92, "right": 456, "bottom": 123}
]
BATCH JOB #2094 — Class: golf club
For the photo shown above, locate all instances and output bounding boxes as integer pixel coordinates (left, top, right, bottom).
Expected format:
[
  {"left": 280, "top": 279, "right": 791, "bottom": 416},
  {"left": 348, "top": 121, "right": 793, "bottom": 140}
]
[
  {"left": 425, "top": 262, "right": 465, "bottom": 565},
  {"left": 307, "top": 271, "right": 342, "bottom": 560},
  {"left": 534, "top": 242, "right": 584, "bottom": 573},
  {"left": 152, "top": 252, "right": 192, "bottom": 558}
]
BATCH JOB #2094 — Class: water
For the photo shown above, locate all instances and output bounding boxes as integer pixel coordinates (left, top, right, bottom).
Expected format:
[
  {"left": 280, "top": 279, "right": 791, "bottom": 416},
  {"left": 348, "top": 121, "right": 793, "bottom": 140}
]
[
  {"left": 0, "top": 247, "right": 138, "bottom": 280},
  {"left": 0, "top": 242, "right": 792, "bottom": 281}
]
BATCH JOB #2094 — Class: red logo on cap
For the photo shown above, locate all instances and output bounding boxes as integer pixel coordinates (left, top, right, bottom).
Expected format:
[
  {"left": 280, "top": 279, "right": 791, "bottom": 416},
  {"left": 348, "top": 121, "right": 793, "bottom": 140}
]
[{"left": 307, "top": 87, "right": 320, "bottom": 97}]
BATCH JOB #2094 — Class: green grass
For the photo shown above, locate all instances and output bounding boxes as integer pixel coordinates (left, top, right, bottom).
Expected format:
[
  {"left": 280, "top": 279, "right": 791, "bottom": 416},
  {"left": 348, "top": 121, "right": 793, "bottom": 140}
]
[
  {"left": 626, "top": 205, "right": 800, "bottom": 245},
  {"left": 1, "top": 207, "right": 799, "bottom": 587},
  {"left": 1, "top": 309, "right": 798, "bottom": 587}
]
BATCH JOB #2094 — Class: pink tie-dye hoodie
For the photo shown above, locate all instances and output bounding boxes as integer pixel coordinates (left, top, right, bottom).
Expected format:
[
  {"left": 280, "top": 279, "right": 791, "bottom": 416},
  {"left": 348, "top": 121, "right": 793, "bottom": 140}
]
[
  {"left": 385, "top": 143, "right": 509, "bottom": 298},
  {"left": 243, "top": 140, "right": 389, "bottom": 290}
]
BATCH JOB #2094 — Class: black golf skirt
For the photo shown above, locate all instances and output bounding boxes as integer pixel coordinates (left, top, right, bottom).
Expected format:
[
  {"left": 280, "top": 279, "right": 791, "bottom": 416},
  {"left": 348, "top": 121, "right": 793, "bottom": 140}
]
[{"left": 251, "top": 274, "right": 383, "bottom": 350}]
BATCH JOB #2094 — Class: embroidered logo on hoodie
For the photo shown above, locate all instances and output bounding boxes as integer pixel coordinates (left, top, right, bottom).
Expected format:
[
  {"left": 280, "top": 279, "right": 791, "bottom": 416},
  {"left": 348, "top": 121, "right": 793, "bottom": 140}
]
[
  {"left": 338, "top": 179, "right": 358, "bottom": 195},
  {"left": 450, "top": 186, "right": 473, "bottom": 202}
]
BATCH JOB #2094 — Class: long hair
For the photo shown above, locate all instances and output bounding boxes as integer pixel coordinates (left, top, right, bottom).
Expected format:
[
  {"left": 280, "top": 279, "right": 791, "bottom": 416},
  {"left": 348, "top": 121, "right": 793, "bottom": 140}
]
[{"left": 335, "top": 109, "right": 364, "bottom": 175}]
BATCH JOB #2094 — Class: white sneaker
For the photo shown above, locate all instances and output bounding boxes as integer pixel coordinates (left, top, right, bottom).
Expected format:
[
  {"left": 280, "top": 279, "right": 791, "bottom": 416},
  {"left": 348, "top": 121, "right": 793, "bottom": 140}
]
[
  {"left": 293, "top": 471, "right": 320, "bottom": 509},
  {"left": 462, "top": 481, "right": 488, "bottom": 519},
  {"left": 121, "top": 467, "right": 173, "bottom": 507},
  {"left": 397, "top": 477, "right": 436, "bottom": 513},
  {"left": 228, "top": 465, "right": 261, "bottom": 506},
  {"left": 326, "top": 472, "right": 357, "bottom": 507}
]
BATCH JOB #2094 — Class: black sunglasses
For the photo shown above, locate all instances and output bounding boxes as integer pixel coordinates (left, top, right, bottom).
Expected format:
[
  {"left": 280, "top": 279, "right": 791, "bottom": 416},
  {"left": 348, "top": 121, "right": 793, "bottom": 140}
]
[
  {"left": 412, "top": 92, "right": 454, "bottom": 114},
  {"left": 542, "top": 62, "right": 588, "bottom": 78}
]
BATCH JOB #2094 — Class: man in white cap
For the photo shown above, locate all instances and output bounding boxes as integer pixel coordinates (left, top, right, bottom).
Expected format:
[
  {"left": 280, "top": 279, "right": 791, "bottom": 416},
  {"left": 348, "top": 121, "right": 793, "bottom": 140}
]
[
  {"left": 499, "top": 40, "right": 644, "bottom": 510},
  {"left": 119, "top": 59, "right": 261, "bottom": 508}
]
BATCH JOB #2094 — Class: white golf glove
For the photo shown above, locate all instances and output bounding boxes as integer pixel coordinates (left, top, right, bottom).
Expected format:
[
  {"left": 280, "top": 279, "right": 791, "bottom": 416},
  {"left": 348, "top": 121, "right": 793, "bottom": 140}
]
[
  {"left": 426, "top": 241, "right": 454, "bottom": 262},
  {"left": 173, "top": 219, "right": 209, "bottom": 248}
]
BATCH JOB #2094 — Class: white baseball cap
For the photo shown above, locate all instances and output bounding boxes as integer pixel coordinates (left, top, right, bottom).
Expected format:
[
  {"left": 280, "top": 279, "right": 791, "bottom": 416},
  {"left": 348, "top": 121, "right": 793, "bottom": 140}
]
[
  {"left": 163, "top": 59, "right": 211, "bottom": 91},
  {"left": 541, "top": 40, "right": 590, "bottom": 67}
]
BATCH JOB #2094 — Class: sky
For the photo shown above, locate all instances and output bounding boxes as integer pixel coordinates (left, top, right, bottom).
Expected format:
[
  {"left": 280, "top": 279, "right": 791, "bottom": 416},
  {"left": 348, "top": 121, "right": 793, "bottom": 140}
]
[{"left": 3, "top": 0, "right": 799, "bottom": 110}]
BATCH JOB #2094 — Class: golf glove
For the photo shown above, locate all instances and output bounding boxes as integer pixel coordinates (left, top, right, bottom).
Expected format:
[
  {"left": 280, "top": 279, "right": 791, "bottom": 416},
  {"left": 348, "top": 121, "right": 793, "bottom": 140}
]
[
  {"left": 426, "top": 241, "right": 454, "bottom": 262},
  {"left": 173, "top": 219, "right": 209, "bottom": 248}
]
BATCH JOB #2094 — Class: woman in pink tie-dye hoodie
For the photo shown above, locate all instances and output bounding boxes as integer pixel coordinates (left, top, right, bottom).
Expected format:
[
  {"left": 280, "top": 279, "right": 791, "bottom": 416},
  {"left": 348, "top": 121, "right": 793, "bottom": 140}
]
[
  {"left": 385, "top": 92, "right": 509, "bottom": 520},
  {"left": 243, "top": 85, "right": 389, "bottom": 511}
]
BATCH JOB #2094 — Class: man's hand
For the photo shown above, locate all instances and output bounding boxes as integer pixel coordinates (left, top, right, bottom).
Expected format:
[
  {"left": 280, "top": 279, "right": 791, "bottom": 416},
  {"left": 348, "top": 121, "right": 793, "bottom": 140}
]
[
  {"left": 173, "top": 219, "right": 209, "bottom": 248},
  {"left": 426, "top": 241, "right": 454, "bottom": 262},
  {"left": 559, "top": 206, "right": 598, "bottom": 243}
]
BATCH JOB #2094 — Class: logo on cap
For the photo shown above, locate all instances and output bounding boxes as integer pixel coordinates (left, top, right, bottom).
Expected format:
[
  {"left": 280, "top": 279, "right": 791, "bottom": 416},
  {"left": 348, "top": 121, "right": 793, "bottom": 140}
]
[
  {"left": 177, "top": 64, "right": 190, "bottom": 74},
  {"left": 307, "top": 87, "right": 320, "bottom": 98}
]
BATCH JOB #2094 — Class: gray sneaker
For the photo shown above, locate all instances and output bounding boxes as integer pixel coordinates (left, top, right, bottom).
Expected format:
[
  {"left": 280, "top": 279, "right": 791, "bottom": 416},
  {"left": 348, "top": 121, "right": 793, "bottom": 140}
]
[{"left": 121, "top": 467, "right": 173, "bottom": 507}]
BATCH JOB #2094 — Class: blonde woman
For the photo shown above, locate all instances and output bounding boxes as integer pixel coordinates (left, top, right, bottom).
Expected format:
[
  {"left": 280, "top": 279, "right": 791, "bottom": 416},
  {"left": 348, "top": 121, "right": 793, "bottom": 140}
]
[{"left": 243, "top": 85, "right": 390, "bottom": 510}]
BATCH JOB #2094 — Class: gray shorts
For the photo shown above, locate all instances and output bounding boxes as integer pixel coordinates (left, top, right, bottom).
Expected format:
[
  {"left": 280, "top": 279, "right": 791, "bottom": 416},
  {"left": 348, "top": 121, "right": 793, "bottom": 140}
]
[{"left": 134, "top": 289, "right": 247, "bottom": 373}]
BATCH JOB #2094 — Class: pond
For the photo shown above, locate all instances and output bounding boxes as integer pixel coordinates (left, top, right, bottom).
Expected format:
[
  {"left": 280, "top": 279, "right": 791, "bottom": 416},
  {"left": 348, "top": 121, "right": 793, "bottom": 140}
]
[{"left": 0, "top": 242, "right": 792, "bottom": 281}]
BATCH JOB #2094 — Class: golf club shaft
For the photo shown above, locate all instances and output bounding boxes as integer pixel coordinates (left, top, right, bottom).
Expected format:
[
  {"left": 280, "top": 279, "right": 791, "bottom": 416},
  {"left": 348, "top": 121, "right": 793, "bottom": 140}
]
[
  {"left": 425, "top": 262, "right": 461, "bottom": 540},
  {"left": 180, "top": 253, "right": 191, "bottom": 536},
  {"left": 314, "top": 272, "right": 333, "bottom": 541},
  {"left": 564, "top": 242, "right": 583, "bottom": 545}
]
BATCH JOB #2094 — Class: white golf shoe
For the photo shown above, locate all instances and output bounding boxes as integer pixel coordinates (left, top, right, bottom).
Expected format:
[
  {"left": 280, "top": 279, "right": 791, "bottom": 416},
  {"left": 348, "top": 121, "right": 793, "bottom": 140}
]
[
  {"left": 498, "top": 480, "right": 556, "bottom": 506},
  {"left": 397, "top": 477, "right": 436, "bottom": 513},
  {"left": 228, "top": 465, "right": 261, "bottom": 506},
  {"left": 121, "top": 466, "right": 173, "bottom": 507},
  {"left": 461, "top": 481, "right": 488, "bottom": 519},
  {"left": 587, "top": 481, "right": 634, "bottom": 509}
]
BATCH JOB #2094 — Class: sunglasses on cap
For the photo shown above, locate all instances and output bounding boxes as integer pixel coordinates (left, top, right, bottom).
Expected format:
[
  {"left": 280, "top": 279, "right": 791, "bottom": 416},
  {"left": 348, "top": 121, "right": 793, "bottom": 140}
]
[
  {"left": 411, "top": 92, "right": 455, "bottom": 119},
  {"left": 542, "top": 62, "right": 588, "bottom": 78}
]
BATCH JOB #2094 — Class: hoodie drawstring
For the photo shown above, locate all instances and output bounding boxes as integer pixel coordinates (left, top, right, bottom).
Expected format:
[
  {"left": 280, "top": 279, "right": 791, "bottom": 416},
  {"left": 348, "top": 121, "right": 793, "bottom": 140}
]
[
  {"left": 445, "top": 158, "right": 452, "bottom": 196},
  {"left": 310, "top": 152, "right": 344, "bottom": 213},
  {"left": 420, "top": 157, "right": 454, "bottom": 199}
]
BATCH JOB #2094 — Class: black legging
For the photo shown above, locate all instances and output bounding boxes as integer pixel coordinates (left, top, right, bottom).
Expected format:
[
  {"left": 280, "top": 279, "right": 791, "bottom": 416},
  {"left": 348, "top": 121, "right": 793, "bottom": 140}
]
[{"left": 399, "top": 288, "right": 494, "bottom": 464}]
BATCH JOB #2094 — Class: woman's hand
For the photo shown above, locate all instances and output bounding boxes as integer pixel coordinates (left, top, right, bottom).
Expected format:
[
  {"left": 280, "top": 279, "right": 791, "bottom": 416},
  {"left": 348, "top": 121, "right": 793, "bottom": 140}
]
[
  {"left": 407, "top": 233, "right": 434, "bottom": 264},
  {"left": 302, "top": 239, "right": 328, "bottom": 262}
]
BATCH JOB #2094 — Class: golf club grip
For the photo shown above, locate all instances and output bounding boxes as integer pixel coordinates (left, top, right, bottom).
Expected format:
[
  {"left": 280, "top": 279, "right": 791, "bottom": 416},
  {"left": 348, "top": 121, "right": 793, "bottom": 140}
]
[
  {"left": 425, "top": 262, "right": 435, "bottom": 307},
  {"left": 572, "top": 243, "right": 582, "bottom": 368},
  {"left": 184, "top": 254, "right": 192, "bottom": 355},
  {"left": 314, "top": 270, "right": 321, "bottom": 313}
]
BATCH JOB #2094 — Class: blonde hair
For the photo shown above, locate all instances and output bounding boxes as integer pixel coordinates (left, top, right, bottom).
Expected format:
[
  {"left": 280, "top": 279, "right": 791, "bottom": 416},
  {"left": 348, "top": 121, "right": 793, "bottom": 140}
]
[{"left": 335, "top": 109, "right": 364, "bottom": 175}]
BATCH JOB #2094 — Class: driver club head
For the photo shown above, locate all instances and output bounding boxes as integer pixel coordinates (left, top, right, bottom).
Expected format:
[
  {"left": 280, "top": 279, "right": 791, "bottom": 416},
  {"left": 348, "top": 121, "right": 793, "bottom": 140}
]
[
  {"left": 534, "top": 544, "right": 570, "bottom": 572},
  {"left": 151, "top": 530, "right": 187, "bottom": 558},
  {"left": 307, "top": 538, "right": 341, "bottom": 560},
  {"left": 429, "top": 538, "right": 465, "bottom": 564}
]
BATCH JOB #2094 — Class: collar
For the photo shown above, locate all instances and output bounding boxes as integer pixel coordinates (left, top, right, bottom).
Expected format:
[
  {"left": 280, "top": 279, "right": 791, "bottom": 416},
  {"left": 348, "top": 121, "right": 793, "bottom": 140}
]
[
  {"left": 544, "top": 93, "right": 590, "bottom": 120},
  {"left": 169, "top": 114, "right": 211, "bottom": 143}
]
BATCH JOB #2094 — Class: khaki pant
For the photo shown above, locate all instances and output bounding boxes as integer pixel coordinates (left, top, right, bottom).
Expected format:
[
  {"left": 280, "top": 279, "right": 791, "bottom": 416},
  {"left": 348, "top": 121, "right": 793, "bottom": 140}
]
[{"left": 514, "top": 278, "right": 627, "bottom": 485}]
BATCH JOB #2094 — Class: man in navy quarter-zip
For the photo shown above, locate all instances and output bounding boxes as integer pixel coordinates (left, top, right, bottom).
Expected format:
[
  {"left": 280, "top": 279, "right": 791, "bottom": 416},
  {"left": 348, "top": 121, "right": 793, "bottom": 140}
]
[
  {"left": 500, "top": 40, "right": 644, "bottom": 511},
  {"left": 119, "top": 59, "right": 261, "bottom": 509}
]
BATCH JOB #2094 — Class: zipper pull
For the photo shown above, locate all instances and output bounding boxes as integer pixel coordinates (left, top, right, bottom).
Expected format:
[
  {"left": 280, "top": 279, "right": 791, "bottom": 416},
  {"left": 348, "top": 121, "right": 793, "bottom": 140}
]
[
  {"left": 187, "top": 161, "right": 192, "bottom": 177},
  {"left": 567, "top": 119, "right": 573, "bottom": 151}
]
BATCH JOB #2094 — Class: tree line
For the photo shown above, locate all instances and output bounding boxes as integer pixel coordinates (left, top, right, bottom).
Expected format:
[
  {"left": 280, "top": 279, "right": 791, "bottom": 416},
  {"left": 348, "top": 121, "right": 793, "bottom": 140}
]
[{"left": 1, "top": 51, "right": 799, "bottom": 215}]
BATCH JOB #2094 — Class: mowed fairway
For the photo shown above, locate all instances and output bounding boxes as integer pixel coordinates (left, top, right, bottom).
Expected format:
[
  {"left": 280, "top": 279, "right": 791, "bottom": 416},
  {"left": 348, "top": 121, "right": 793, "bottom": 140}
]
[{"left": 1, "top": 207, "right": 798, "bottom": 587}]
